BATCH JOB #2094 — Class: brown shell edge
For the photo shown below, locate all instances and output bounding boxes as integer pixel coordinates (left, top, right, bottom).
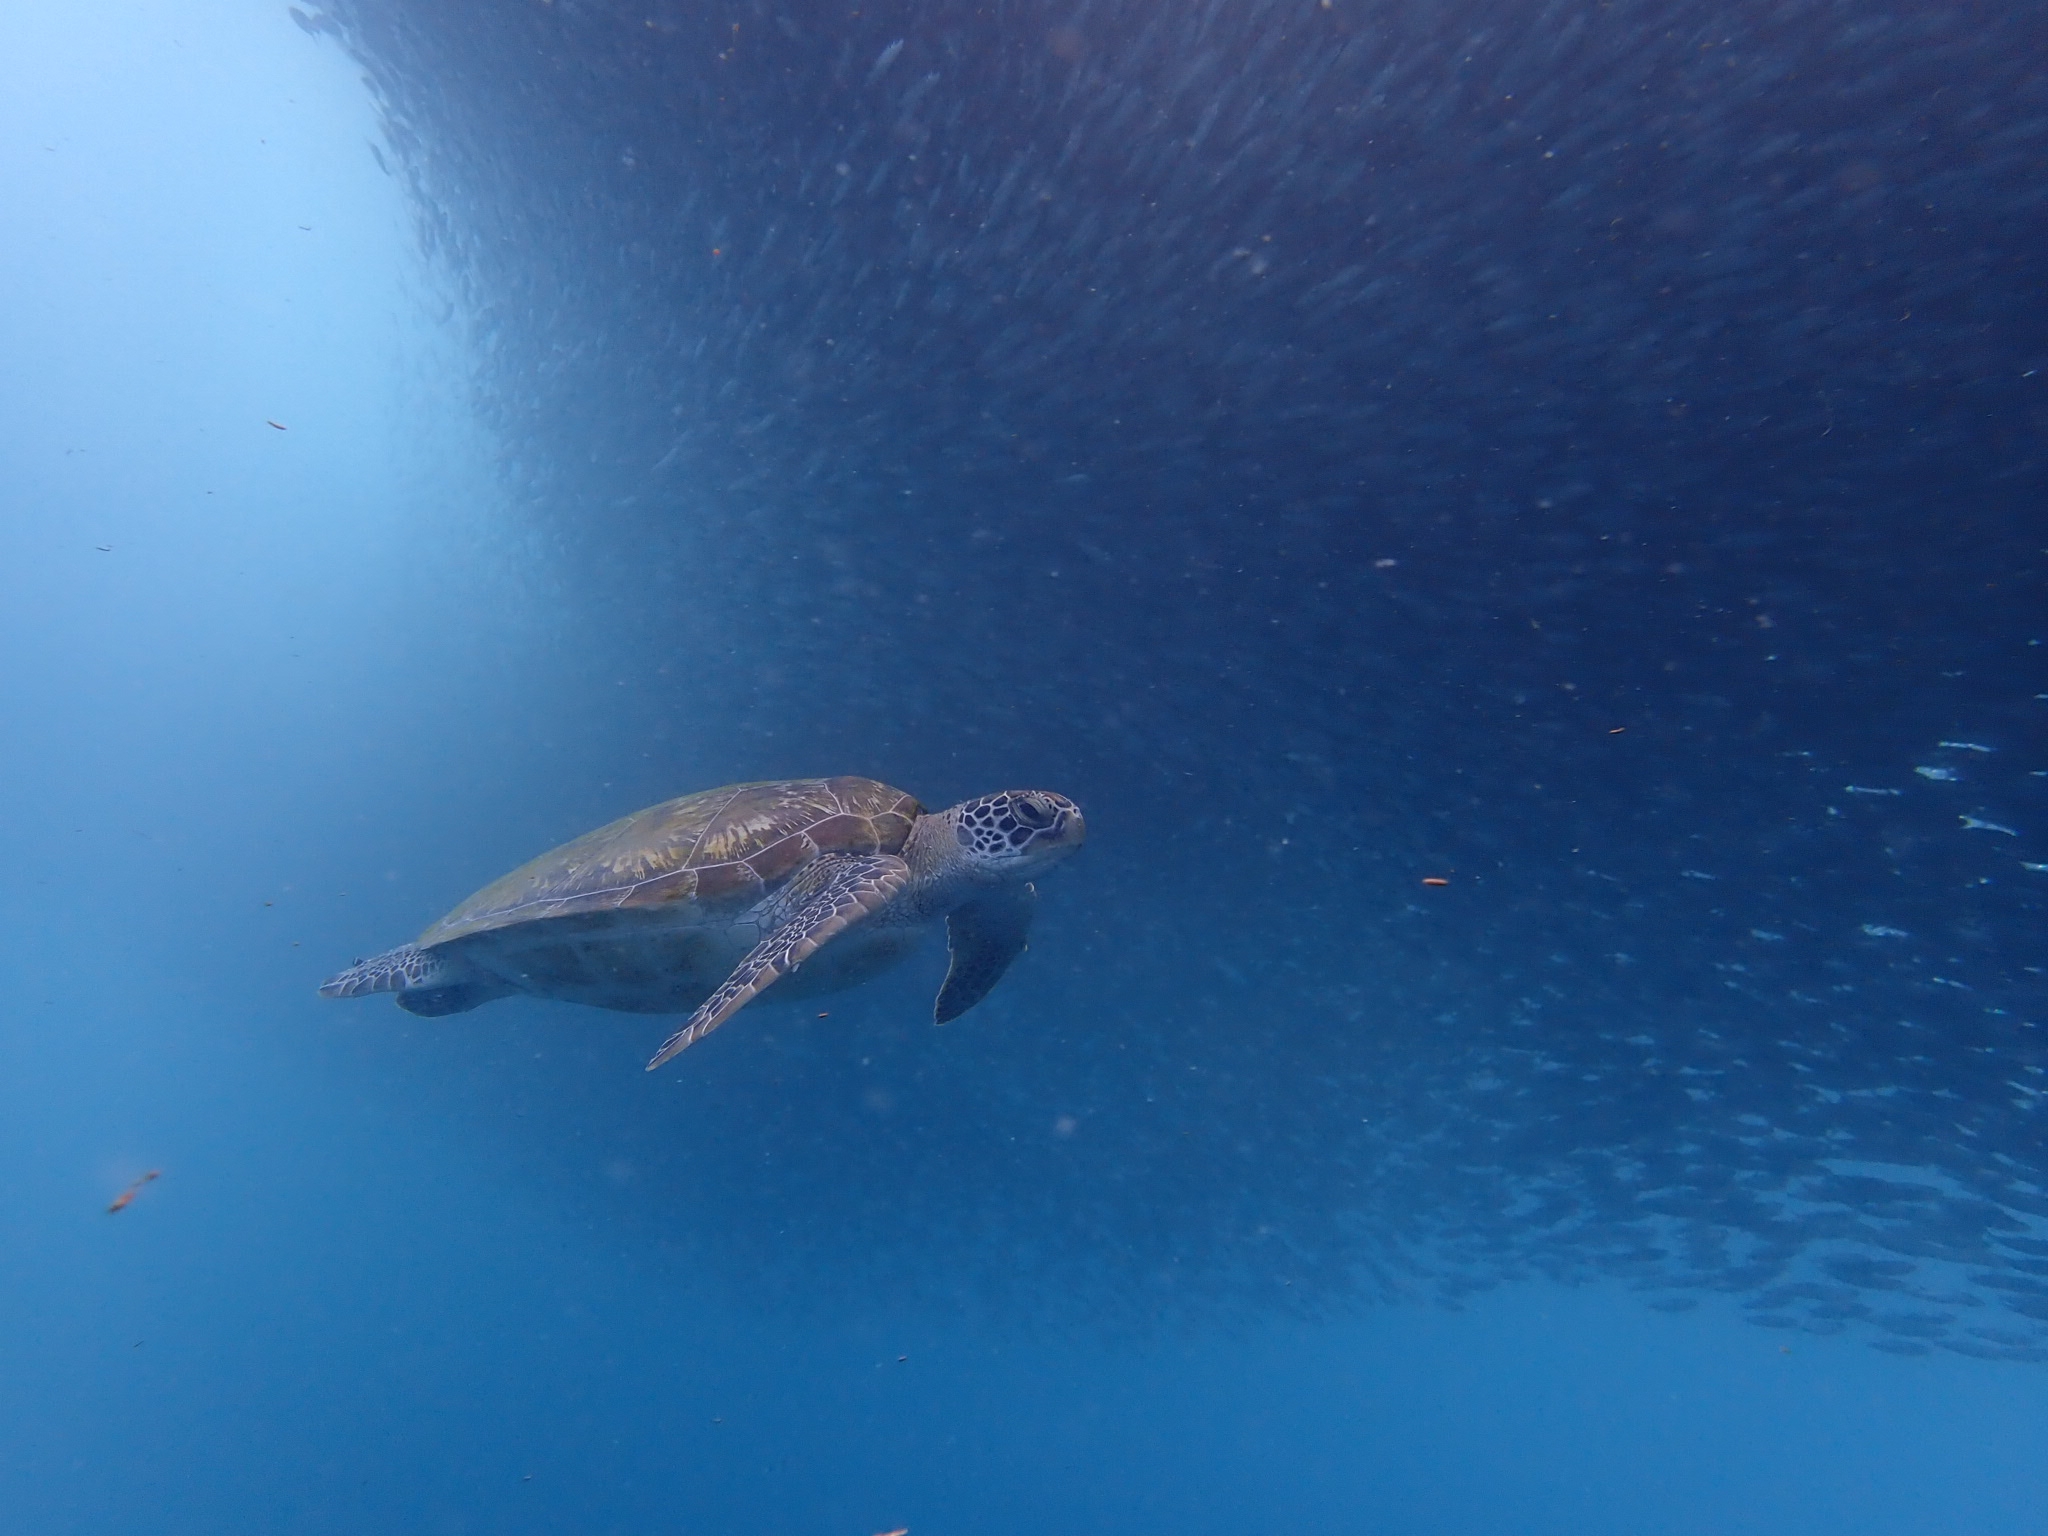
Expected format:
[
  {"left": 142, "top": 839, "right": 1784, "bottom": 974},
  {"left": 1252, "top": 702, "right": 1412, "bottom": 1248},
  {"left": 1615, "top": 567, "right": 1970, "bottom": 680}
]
[{"left": 417, "top": 776, "right": 921, "bottom": 948}]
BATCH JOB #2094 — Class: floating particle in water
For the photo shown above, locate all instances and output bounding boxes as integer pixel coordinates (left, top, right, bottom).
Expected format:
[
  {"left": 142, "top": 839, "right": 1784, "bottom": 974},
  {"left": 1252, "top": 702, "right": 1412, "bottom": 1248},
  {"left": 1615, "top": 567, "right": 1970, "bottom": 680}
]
[
  {"left": 107, "top": 1169, "right": 161, "bottom": 1214},
  {"left": 1960, "top": 816, "right": 2018, "bottom": 835},
  {"left": 866, "top": 38, "right": 904, "bottom": 83}
]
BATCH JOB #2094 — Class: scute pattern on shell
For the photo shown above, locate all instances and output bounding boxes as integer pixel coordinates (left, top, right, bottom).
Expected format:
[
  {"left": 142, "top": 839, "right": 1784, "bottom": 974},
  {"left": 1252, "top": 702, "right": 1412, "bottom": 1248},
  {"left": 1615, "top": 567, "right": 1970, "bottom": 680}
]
[{"left": 416, "top": 776, "right": 921, "bottom": 948}]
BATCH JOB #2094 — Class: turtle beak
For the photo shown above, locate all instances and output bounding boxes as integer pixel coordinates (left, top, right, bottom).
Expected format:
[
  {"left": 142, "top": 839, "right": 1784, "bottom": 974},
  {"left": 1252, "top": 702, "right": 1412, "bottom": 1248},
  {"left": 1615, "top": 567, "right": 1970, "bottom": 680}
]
[{"left": 1044, "top": 797, "right": 1085, "bottom": 854}]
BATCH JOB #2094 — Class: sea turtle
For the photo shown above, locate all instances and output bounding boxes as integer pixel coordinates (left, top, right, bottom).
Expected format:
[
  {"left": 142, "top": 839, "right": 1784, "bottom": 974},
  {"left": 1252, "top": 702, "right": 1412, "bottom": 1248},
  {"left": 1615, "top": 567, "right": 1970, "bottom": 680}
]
[{"left": 318, "top": 776, "right": 1084, "bottom": 1070}]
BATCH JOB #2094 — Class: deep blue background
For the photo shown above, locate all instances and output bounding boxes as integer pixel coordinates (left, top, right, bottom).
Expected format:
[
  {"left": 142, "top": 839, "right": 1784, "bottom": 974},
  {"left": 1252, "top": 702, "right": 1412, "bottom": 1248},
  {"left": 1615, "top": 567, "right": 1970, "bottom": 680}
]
[{"left": 4, "top": 2, "right": 2045, "bottom": 1532}]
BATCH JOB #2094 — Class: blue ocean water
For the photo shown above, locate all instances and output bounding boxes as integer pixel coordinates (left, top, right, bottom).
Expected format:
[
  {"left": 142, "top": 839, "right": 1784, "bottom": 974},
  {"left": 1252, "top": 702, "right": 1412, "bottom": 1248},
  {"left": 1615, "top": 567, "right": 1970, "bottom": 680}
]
[{"left": 4, "top": 1, "right": 2045, "bottom": 1532}]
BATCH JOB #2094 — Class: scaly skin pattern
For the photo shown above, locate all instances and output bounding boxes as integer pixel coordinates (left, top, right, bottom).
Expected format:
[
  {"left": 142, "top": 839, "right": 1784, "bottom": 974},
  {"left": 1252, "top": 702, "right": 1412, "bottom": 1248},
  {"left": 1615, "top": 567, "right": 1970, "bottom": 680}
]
[
  {"left": 318, "top": 941, "right": 444, "bottom": 998},
  {"left": 644, "top": 789, "right": 1084, "bottom": 1067}
]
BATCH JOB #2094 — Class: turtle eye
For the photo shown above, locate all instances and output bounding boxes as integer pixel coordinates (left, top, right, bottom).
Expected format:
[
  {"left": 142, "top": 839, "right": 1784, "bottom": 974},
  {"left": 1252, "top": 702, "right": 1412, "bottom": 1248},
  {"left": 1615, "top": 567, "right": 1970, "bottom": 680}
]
[{"left": 1011, "top": 793, "right": 1056, "bottom": 830}]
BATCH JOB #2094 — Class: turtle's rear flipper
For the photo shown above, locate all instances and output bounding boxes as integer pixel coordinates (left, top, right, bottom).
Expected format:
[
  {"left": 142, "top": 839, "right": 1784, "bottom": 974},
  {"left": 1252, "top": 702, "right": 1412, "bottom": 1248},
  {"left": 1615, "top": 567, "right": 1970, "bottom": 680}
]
[
  {"left": 320, "top": 942, "right": 440, "bottom": 998},
  {"left": 322, "top": 944, "right": 509, "bottom": 1015},
  {"left": 645, "top": 852, "right": 910, "bottom": 1070},
  {"left": 936, "top": 881, "right": 1036, "bottom": 1024}
]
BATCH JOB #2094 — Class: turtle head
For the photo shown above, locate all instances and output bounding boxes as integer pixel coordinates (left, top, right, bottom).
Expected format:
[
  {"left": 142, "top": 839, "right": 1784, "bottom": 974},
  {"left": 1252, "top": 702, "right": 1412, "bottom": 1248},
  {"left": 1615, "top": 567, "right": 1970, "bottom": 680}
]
[{"left": 945, "top": 789, "right": 1085, "bottom": 881}]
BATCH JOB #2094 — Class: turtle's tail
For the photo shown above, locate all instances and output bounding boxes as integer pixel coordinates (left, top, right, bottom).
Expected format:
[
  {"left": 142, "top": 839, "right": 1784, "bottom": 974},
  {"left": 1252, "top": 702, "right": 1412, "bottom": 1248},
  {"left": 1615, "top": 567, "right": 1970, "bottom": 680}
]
[{"left": 319, "top": 942, "right": 443, "bottom": 999}]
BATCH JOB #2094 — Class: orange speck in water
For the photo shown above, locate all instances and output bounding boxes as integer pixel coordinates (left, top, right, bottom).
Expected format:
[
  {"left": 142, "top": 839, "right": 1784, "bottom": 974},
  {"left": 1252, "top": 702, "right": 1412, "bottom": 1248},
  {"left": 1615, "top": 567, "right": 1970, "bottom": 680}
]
[
  {"left": 107, "top": 1169, "right": 161, "bottom": 1214},
  {"left": 1422, "top": 877, "right": 1450, "bottom": 887}
]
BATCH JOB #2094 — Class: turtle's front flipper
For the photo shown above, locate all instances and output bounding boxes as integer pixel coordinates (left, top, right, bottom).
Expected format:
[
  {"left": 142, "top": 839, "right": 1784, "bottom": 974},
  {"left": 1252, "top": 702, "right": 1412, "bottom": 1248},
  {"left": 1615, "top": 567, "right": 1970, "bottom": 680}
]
[
  {"left": 935, "top": 881, "right": 1036, "bottom": 1024},
  {"left": 645, "top": 853, "right": 910, "bottom": 1070}
]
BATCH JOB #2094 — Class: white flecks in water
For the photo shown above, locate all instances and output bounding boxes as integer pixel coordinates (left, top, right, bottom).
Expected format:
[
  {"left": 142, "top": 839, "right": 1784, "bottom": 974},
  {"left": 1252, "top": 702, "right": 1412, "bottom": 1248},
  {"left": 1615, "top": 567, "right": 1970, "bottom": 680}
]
[
  {"left": 1960, "top": 815, "right": 2018, "bottom": 836},
  {"left": 866, "top": 38, "right": 905, "bottom": 84}
]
